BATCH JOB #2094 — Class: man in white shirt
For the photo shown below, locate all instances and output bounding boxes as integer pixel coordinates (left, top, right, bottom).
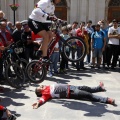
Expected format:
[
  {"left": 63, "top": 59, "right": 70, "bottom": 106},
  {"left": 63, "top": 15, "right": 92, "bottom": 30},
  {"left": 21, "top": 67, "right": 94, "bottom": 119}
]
[{"left": 107, "top": 19, "right": 120, "bottom": 69}]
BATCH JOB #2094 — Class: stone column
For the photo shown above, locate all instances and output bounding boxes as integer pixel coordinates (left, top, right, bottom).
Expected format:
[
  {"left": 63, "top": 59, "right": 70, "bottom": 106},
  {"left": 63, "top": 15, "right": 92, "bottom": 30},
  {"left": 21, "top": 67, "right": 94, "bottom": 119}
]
[
  {"left": 80, "top": 0, "right": 88, "bottom": 22},
  {"left": 88, "top": 0, "right": 96, "bottom": 24},
  {"left": 70, "top": 0, "right": 79, "bottom": 23}
]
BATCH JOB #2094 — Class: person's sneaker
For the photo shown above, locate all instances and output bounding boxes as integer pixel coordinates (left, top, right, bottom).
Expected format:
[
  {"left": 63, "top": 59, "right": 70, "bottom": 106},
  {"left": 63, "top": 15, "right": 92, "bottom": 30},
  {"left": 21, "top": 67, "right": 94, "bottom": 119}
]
[
  {"left": 47, "top": 72, "right": 53, "bottom": 77},
  {"left": 107, "top": 98, "right": 117, "bottom": 106},
  {"left": 99, "top": 82, "right": 106, "bottom": 92}
]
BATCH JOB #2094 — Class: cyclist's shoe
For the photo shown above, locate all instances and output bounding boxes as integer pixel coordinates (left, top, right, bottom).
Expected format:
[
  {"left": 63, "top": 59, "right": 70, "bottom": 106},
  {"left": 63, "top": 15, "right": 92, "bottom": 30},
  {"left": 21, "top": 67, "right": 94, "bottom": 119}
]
[
  {"left": 99, "top": 82, "right": 106, "bottom": 92},
  {"left": 107, "top": 98, "right": 117, "bottom": 106},
  {"left": 42, "top": 58, "right": 52, "bottom": 64}
]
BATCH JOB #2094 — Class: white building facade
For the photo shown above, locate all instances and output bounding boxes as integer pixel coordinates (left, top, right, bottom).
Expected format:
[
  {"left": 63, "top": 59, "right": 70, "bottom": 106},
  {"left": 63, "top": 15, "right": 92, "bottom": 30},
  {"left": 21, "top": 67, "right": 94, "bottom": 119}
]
[{"left": 0, "top": 0, "right": 120, "bottom": 24}]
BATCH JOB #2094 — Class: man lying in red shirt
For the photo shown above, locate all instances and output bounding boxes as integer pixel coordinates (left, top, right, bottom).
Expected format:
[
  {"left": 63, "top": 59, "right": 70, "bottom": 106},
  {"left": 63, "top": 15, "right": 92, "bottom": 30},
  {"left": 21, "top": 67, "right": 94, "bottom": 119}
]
[{"left": 32, "top": 82, "right": 116, "bottom": 109}]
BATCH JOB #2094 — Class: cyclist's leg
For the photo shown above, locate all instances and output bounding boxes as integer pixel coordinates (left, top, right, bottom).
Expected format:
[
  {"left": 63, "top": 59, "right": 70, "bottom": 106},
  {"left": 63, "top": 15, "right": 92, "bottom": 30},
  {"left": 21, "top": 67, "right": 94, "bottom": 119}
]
[{"left": 37, "top": 30, "right": 50, "bottom": 57}]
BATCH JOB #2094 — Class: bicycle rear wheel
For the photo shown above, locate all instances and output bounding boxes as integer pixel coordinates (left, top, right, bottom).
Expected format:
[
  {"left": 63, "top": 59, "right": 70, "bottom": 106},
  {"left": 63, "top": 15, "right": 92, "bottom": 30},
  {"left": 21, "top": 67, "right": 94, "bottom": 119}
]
[
  {"left": 5, "top": 63, "right": 25, "bottom": 89},
  {"left": 63, "top": 36, "right": 86, "bottom": 62},
  {"left": 26, "top": 60, "right": 47, "bottom": 83}
]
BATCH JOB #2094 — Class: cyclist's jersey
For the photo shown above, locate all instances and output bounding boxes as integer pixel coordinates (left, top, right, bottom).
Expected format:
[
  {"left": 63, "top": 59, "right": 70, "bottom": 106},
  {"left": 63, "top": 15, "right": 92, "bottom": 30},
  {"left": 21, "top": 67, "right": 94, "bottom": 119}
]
[
  {"left": 29, "top": 0, "right": 55, "bottom": 23},
  {"left": 38, "top": 84, "right": 70, "bottom": 105}
]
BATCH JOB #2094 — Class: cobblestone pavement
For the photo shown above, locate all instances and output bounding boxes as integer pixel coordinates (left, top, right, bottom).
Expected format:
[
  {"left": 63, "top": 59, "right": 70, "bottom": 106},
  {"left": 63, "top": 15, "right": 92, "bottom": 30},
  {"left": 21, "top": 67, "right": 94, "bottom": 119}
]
[{"left": 0, "top": 65, "right": 120, "bottom": 120}]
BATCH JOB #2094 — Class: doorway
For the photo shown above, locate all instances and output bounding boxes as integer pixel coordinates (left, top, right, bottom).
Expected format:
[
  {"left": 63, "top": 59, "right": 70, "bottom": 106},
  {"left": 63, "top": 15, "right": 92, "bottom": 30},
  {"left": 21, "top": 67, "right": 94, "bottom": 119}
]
[{"left": 108, "top": 0, "right": 120, "bottom": 22}]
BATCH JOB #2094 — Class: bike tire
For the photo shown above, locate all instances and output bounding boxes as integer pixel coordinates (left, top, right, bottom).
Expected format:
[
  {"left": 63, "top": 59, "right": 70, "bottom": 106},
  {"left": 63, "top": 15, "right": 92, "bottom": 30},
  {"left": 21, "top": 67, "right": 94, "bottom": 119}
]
[
  {"left": 26, "top": 60, "right": 47, "bottom": 83},
  {"left": 18, "top": 58, "right": 28, "bottom": 75},
  {"left": 63, "top": 36, "right": 86, "bottom": 62},
  {"left": 5, "top": 63, "right": 25, "bottom": 89}
]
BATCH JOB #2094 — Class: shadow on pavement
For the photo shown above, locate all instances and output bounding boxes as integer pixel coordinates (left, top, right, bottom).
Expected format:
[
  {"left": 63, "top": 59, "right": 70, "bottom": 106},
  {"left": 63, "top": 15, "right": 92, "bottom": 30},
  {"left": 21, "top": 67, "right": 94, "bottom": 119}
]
[{"left": 51, "top": 99, "right": 120, "bottom": 117}]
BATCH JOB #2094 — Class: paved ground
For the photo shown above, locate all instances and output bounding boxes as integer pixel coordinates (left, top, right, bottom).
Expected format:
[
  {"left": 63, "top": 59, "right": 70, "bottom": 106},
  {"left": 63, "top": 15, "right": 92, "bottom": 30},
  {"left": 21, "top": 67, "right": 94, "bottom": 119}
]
[{"left": 0, "top": 65, "right": 120, "bottom": 120}]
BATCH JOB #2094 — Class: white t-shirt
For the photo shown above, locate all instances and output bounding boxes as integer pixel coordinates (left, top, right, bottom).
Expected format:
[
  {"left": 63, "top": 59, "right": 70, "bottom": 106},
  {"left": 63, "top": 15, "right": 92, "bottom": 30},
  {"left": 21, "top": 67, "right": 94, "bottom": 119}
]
[
  {"left": 108, "top": 26, "right": 120, "bottom": 45},
  {"left": 71, "top": 29, "right": 77, "bottom": 36},
  {"left": 29, "top": 0, "right": 55, "bottom": 23}
]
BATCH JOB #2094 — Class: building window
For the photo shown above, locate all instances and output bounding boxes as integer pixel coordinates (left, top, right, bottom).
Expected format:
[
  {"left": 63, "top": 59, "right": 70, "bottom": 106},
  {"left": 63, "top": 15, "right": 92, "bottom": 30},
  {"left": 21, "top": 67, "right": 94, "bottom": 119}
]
[{"left": 109, "top": 0, "right": 120, "bottom": 6}]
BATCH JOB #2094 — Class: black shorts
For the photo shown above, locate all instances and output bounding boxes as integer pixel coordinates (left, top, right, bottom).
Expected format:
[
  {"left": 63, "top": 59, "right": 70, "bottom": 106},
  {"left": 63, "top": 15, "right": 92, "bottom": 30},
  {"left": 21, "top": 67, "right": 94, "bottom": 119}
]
[{"left": 28, "top": 18, "right": 50, "bottom": 34}]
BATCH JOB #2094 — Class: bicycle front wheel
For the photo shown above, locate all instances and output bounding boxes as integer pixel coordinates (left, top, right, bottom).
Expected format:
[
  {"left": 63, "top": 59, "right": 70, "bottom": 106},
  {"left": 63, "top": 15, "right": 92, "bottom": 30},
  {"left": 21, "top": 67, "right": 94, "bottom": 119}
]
[
  {"left": 5, "top": 63, "right": 25, "bottom": 89},
  {"left": 63, "top": 36, "right": 86, "bottom": 62},
  {"left": 26, "top": 60, "right": 47, "bottom": 83}
]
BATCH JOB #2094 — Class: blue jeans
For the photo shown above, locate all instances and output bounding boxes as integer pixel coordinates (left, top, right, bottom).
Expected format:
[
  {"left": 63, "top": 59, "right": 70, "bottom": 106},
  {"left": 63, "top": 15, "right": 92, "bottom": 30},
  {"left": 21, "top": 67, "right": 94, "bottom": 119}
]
[{"left": 50, "top": 52, "right": 59, "bottom": 73}]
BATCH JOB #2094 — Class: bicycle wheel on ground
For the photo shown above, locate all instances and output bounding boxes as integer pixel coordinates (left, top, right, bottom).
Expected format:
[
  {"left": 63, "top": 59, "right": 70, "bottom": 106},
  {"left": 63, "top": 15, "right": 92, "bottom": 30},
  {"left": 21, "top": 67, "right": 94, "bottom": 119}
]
[
  {"left": 63, "top": 36, "right": 86, "bottom": 62},
  {"left": 26, "top": 60, "right": 47, "bottom": 83},
  {"left": 5, "top": 63, "right": 25, "bottom": 89}
]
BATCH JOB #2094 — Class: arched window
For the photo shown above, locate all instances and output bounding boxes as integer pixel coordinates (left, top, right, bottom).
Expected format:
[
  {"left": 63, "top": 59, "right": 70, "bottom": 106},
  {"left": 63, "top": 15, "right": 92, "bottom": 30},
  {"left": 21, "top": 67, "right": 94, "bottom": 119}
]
[{"left": 109, "top": 0, "right": 120, "bottom": 6}]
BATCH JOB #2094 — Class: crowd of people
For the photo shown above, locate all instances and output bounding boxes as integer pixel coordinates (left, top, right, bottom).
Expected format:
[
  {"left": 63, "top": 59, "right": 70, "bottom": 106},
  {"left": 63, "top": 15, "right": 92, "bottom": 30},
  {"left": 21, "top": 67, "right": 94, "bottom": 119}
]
[{"left": 0, "top": 9, "right": 120, "bottom": 79}]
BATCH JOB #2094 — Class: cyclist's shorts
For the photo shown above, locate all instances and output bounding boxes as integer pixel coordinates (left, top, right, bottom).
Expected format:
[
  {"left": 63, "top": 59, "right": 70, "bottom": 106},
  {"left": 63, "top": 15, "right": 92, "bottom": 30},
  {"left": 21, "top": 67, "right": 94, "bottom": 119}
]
[{"left": 28, "top": 18, "right": 50, "bottom": 34}]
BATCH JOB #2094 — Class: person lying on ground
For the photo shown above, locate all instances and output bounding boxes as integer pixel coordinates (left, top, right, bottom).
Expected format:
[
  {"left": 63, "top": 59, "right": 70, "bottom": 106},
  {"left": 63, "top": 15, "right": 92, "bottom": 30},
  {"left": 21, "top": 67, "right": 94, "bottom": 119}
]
[
  {"left": 32, "top": 82, "right": 117, "bottom": 109},
  {"left": 0, "top": 105, "right": 12, "bottom": 119}
]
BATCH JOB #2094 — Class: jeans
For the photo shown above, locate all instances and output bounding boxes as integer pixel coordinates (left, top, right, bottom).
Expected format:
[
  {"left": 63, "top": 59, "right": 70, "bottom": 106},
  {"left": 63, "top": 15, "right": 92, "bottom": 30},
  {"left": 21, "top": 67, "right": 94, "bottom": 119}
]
[
  {"left": 76, "top": 47, "right": 84, "bottom": 69},
  {"left": 50, "top": 52, "right": 59, "bottom": 73},
  {"left": 69, "top": 85, "right": 107, "bottom": 103}
]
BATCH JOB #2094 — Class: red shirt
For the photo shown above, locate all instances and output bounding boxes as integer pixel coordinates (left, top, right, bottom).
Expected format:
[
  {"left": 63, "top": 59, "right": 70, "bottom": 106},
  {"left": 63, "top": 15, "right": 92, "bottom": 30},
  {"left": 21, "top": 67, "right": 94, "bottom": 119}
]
[
  {"left": 0, "top": 30, "right": 13, "bottom": 47},
  {"left": 38, "top": 84, "right": 70, "bottom": 105},
  {"left": 31, "top": 31, "right": 42, "bottom": 41},
  {"left": 0, "top": 105, "right": 5, "bottom": 110},
  {"left": 76, "top": 28, "right": 88, "bottom": 46}
]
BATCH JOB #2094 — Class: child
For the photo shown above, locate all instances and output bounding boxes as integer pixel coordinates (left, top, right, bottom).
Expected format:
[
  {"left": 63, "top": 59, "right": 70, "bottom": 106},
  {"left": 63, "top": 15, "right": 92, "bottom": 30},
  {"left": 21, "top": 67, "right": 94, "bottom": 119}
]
[{"left": 59, "top": 26, "right": 70, "bottom": 73}]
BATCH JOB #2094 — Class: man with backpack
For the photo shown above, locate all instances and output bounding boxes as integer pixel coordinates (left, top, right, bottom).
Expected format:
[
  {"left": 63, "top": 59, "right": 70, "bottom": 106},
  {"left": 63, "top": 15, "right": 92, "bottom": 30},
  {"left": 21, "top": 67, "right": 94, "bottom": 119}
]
[{"left": 91, "top": 24, "right": 106, "bottom": 69}]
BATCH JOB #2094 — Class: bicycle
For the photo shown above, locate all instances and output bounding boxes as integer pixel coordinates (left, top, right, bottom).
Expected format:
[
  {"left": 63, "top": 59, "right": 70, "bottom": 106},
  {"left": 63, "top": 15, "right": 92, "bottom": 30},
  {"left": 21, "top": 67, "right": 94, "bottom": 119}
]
[
  {"left": 2, "top": 40, "right": 27, "bottom": 89},
  {"left": 26, "top": 20, "right": 87, "bottom": 83}
]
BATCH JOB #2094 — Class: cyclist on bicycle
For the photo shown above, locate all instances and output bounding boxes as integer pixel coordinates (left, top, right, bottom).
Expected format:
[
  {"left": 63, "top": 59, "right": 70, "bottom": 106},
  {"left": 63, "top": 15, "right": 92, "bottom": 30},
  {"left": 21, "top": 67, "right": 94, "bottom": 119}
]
[{"left": 28, "top": 0, "right": 62, "bottom": 63}]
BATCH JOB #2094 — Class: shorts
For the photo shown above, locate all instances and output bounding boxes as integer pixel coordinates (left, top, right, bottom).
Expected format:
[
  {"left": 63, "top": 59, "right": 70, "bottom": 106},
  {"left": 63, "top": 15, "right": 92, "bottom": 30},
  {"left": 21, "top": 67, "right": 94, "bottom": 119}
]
[
  {"left": 92, "top": 48, "right": 102, "bottom": 58},
  {"left": 28, "top": 18, "right": 50, "bottom": 34}
]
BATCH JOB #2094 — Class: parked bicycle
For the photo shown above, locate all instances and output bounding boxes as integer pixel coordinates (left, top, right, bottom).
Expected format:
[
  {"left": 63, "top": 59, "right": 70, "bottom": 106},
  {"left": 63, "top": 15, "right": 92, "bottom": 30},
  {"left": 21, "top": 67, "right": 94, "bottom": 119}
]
[
  {"left": 2, "top": 40, "right": 27, "bottom": 89},
  {"left": 26, "top": 20, "right": 87, "bottom": 83}
]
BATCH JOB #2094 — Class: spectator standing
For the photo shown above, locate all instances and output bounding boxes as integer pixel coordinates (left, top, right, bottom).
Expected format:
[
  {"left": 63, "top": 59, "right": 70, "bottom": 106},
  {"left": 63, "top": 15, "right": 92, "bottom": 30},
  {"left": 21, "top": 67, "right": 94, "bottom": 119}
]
[
  {"left": 100, "top": 21, "right": 108, "bottom": 68},
  {"left": 59, "top": 26, "right": 70, "bottom": 74},
  {"left": 12, "top": 21, "right": 23, "bottom": 42},
  {"left": 107, "top": 19, "right": 120, "bottom": 69},
  {"left": 0, "top": 22, "right": 13, "bottom": 84},
  {"left": 91, "top": 24, "right": 106, "bottom": 69},
  {"left": 0, "top": 11, "right": 5, "bottom": 21},
  {"left": 76, "top": 21, "right": 89, "bottom": 70},
  {"left": 85, "top": 20, "right": 94, "bottom": 64},
  {"left": 69, "top": 21, "right": 78, "bottom": 66},
  {"left": 7, "top": 21, "right": 14, "bottom": 34},
  {"left": 21, "top": 21, "right": 35, "bottom": 62}
]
